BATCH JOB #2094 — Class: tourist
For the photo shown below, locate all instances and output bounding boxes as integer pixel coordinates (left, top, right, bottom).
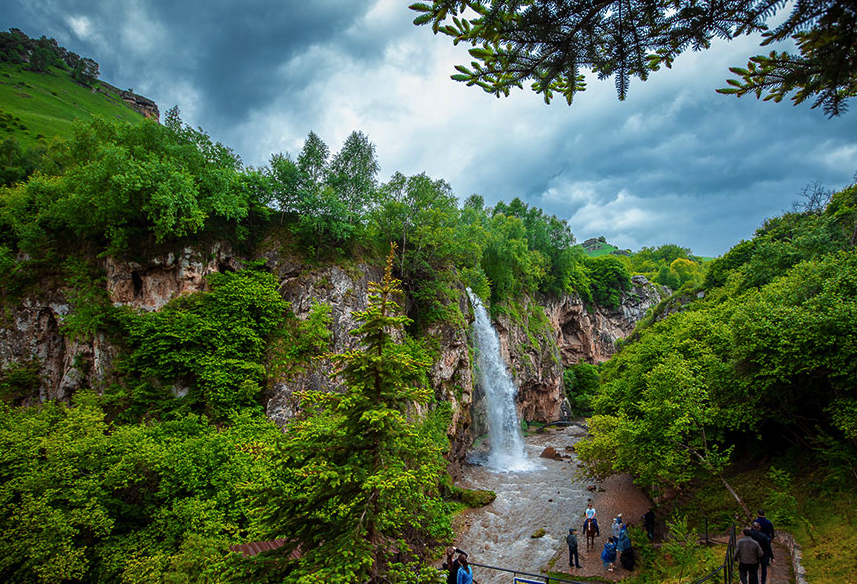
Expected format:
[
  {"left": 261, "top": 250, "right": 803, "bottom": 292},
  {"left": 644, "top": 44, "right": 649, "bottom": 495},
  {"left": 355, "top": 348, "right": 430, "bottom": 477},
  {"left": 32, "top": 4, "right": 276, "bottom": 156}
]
[
  {"left": 456, "top": 554, "right": 473, "bottom": 584},
  {"left": 615, "top": 523, "right": 631, "bottom": 554},
  {"left": 750, "top": 521, "right": 774, "bottom": 584},
  {"left": 734, "top": 528, "right": 764, "bottom": 584},
  {"left": 611, "top": 514, "right": 623, "bottom": 539},
  {"left": 601, "top": 536, "right": 617, "bottom": 571},
  {"left": 567, "top": 528, "right": 581, "bottom": 568},
  {"left": 643, "top": 508, "right": 655, "bottom": 540},
  {"left": 442, "top": 547, "right": 462, "bottom": 584},
  {"left": 755, "top": 510, "right": 775, "bottom": 544},
  {"left": 583, "top": 499, "right": 600, "bottom": 536}
]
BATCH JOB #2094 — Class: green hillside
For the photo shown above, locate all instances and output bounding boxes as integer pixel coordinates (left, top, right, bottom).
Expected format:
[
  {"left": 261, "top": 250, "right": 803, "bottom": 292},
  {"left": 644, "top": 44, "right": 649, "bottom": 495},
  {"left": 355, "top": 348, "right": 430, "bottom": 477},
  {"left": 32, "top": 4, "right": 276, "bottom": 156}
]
[{"left": 0, "top": 62, "right": 145, "bottom": 150}]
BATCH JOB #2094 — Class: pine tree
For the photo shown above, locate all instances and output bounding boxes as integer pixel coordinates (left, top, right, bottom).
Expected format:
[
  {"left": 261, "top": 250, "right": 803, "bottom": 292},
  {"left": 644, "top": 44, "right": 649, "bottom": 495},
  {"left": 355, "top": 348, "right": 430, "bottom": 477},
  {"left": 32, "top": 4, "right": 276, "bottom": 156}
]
[
  {"left": 411, "top": 0, "right": 857, "bottom": 115},
  {"left": 254, "top": 247, "right": 451, "bottom": 583}
]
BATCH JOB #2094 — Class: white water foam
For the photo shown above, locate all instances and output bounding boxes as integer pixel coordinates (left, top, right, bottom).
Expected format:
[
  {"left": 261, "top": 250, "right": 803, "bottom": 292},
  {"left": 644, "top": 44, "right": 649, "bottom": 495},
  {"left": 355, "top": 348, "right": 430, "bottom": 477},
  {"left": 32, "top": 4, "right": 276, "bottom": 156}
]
[{"left": 467, "top": 289, "right": 539, "bottom": 472}]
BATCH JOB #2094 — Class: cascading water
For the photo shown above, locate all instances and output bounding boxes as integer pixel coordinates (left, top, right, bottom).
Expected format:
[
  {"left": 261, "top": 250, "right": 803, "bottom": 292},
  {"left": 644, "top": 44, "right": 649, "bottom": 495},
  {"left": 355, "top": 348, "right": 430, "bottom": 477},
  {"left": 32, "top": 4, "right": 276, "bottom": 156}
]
[{"left": 467, "top": 289, "right": 537, "bottom": 472}]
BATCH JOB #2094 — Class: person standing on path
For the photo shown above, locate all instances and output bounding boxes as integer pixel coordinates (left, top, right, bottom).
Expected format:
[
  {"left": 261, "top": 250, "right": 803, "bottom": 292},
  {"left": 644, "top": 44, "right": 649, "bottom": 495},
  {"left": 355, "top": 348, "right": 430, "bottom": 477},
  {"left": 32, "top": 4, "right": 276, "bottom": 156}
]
[
  {"left": 643, "top": 508, "right": 656, "bottom": 540},
  {"left": 750, "top": 521, "right": 774, "bottom": 584},
  {"left": 611, "top": 514, "right": 624, "bottom": 539},
  {"left": 601, "top": 536, "right": 617, "bottom": 571},
  {"left": 566, "top": 528, "right": 581, "bottom": 568},
  {"left": 755, "top": 510, "right": 775, "bottom": 543},
  {"left": 443, "top": 547, "right": 462, "bottom": 584},
  {"left": 734, "top": 528, "right": 765, "bottom": 584},
  {"left": 584, "top": 499, "right": 600, "bottom": 536}
]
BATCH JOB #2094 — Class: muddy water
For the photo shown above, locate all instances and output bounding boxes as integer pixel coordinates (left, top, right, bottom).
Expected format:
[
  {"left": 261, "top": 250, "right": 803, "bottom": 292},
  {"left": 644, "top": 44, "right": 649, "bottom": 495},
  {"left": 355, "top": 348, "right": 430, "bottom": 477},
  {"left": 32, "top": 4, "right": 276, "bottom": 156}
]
[{"left": 453, "top": 425, "right": 592, "bottom": 584}]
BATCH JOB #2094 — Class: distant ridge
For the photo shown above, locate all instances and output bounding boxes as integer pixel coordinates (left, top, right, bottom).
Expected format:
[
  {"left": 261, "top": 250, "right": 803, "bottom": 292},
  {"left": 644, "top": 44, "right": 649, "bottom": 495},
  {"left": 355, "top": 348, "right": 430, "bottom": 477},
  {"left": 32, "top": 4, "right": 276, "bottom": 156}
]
[{"left": 0, "top": 27, "right": 157, "bottom": 149}]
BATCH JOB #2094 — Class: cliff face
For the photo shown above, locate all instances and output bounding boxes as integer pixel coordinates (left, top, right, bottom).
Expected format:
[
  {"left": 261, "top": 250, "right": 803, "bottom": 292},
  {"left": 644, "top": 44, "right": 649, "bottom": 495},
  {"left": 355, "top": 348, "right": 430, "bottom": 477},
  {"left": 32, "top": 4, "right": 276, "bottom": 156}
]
[
  {"left": 0, "top": 243, "right": 663, "bottom": 472},
  {"left": 467, "top": 278, "right": 666, "bottom": 440}
]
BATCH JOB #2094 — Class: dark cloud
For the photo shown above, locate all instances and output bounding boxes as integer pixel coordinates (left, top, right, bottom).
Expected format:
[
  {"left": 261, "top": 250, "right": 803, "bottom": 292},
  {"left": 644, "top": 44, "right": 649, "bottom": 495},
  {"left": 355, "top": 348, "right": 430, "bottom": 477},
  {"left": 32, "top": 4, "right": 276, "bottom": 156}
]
[{"left": 3, "top": 1, "right": 856, "bottom": 257}]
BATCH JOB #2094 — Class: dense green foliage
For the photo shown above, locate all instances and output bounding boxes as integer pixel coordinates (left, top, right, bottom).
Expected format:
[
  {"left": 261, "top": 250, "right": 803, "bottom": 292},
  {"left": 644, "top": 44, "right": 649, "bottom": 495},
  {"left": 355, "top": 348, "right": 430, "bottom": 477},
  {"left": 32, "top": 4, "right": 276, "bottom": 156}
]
[
  {"left": 411, "top": 0, "right": 857, "bottom": 115},
  {"left": 0, "top": 113, "right": 260, "bottom": 256},
  {"left": 577, "top": 183, "right": 857, "bottom": 509},
  {"left": 114, "top": 266, "right": 292, "bottom": 421},
  {"left": 1, "top": 28, "right": 99, "bottom": 85},
  {"left": 250, "top": 251, "right": 451, "bottom": 582},
  {"left": 0, "top": 393, "right": 283, "bottom": 584},
  {"left": 563, "top": 360, "right": 599, "bottom": 414}
]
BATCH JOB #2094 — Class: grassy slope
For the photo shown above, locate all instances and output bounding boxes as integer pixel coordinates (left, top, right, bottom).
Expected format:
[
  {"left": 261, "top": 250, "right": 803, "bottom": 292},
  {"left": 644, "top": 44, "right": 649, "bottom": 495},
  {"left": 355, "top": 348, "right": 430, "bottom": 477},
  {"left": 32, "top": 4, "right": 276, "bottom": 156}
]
[{"left": 0, "top": 62, "right": 144, "bottom": 148}]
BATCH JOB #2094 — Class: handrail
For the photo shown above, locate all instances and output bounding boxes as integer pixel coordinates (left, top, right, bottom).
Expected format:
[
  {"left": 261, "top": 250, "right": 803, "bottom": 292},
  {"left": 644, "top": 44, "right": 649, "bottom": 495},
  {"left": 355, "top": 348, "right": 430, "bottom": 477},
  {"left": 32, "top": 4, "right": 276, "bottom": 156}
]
[
  {"left": 687, "top": 523, "right": 736, "bottom": 584},
  {"left": 468, "top": 561, "right": 589, "bottom": 584}
]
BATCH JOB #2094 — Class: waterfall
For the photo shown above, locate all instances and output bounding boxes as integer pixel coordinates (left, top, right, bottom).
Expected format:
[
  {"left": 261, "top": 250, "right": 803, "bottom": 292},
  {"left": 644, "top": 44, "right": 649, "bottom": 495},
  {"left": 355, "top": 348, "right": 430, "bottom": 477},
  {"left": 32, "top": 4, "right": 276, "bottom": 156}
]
[{"left": 467, "top": 289, "right": 536, "bottom": 471}]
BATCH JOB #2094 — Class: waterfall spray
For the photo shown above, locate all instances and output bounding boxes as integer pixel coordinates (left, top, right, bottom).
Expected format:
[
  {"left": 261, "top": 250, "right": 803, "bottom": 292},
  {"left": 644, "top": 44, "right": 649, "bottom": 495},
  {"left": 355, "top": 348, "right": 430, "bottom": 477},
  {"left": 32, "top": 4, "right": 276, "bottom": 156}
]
[{"left": 467, "top": 289, "right": 536, "bottom": 471}]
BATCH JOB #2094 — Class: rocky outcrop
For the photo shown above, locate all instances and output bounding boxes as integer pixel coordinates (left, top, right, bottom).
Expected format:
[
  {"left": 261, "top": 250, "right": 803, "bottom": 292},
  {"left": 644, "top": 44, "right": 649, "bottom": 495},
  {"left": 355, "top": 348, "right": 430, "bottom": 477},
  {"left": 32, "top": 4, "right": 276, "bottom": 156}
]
[
  {"left": 546, "top": 275, "right": 664, "bottom": 366},
  {"left": 261, "top": 251, "right": 384, "bottom": 428},
  {"left": 469, "top": 276, "right": 666, "bottom": 435},
  {"left": 424, "top": 291, "right": 475, "bottom": 478},
  {"left": 119, "top": 90, "right": 160, "bottom": 121},
  {"left": 106, "top": 243, "right": 241, "bottom": 311},
  {"left": 493, "top": 300, "right": 564, "bottom": 425},
  {"left": 98, "top": 82, "right": 161, "bottom": 121}
]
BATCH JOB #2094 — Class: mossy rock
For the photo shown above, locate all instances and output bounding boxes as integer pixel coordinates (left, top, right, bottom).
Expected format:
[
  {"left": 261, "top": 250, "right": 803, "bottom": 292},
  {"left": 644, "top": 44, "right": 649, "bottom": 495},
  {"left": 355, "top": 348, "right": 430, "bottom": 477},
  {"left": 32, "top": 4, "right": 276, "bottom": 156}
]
[
  {"left": 531, "top": 528, "right": 546, "bottom": 538},
  {"left": 460, "top": 488, "right": 496, "bottom": 507}
]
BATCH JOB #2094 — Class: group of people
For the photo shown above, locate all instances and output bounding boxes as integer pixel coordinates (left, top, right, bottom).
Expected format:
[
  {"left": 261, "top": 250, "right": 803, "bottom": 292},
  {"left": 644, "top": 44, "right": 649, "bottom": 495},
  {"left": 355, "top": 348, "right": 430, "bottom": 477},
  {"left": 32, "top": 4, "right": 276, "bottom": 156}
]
[
  {"left": 565, "top": 500, "right": 642, "bottom": 572},
  {"left": 449, "top": 505, "right": 777, "bottom": 583},
  {"left": 734, "top": 510, "right": 776, "bottom": 584}
]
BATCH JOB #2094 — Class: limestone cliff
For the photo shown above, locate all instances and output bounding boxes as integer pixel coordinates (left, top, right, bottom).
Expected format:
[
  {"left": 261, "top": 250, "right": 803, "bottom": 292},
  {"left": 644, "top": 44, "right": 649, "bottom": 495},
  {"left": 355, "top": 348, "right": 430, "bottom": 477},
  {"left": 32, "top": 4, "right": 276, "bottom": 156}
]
[
  {"left": 0, "top": 243, "right": 663, "bottom": 473},
  {"left": 467, "top": 276, "right": 666, "bottom": 440}
]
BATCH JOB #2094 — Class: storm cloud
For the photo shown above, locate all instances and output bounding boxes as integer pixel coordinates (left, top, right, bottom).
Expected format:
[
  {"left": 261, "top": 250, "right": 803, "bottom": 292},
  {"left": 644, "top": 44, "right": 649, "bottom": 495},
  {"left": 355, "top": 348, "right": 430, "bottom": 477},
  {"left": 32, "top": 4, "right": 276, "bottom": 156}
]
[{"left": 4, "top": 0, "right": 856, "bottom": 257}]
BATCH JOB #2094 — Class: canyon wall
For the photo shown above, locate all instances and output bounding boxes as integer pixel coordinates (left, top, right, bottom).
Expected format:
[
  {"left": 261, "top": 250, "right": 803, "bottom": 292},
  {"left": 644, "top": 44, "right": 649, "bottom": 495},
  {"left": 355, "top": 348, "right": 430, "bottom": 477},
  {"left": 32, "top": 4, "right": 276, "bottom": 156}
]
[{"left": 0, "top": 243, "right": 665, "bottom": 473}]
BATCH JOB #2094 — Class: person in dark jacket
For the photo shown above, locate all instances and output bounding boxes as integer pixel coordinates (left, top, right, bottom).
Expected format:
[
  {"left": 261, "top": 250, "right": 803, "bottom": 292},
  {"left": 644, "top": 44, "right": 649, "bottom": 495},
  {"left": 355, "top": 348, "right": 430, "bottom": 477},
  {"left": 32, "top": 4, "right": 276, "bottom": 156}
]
[
  {"left": 643, "top": 508, "right": 656, "bottom": 540},
  {"left": 755, "top": 510, "right": 775, "bottom": 542},
  {"left": 750, "top": 521, "right": 774, "bottom": 584},
  {"left": 734, "top": 528, "right": 764, "bottom": 584},
  {"left": 566, "top": 528, "right": 581, "bottom": 568},
  {"left": 442, "top": 547, "right": 462, "bottom": 584}
]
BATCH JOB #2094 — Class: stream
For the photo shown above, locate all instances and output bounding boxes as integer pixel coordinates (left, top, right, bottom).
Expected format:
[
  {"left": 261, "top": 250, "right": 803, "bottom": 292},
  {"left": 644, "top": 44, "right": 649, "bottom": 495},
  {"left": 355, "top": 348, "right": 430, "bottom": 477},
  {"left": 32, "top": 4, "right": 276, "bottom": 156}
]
[{"left": 452, "top": 426, "right": 593, "bottom": 584}]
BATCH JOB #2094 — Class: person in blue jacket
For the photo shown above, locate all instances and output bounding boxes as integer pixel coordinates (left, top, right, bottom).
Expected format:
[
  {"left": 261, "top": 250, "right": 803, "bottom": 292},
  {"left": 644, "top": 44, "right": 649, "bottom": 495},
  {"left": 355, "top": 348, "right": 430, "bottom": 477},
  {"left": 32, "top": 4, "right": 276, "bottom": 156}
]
[
  {"left": 601, "top": 536, "right": 617, "bottom": 571},
  {"left": 456, "top": 554, "right": 473, "bottom": 584},
  {"left": 615, "top": 524, "right": 632, "bottom": 554}
]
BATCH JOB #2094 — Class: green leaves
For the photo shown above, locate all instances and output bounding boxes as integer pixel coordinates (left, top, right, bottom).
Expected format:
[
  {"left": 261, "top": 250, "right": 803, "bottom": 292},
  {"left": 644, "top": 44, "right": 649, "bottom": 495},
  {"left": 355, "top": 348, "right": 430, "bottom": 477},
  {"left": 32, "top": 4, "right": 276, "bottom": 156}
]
[
  {"left": 117, "top": 265, "right": 290, "bottom": 420},
  {"left": 0, "top": 115, "right": 251, "bottom": 256},
  {"left": 0, "top": 397, "right": 282, "bottom": 584}
]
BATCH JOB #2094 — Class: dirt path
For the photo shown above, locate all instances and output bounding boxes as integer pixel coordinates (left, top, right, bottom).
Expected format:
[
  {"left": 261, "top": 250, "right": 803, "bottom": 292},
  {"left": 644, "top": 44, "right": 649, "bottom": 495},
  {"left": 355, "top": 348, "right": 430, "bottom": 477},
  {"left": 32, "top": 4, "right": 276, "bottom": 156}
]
[{"left": 551, "top": 472, "right": 653, "bottom": 581}]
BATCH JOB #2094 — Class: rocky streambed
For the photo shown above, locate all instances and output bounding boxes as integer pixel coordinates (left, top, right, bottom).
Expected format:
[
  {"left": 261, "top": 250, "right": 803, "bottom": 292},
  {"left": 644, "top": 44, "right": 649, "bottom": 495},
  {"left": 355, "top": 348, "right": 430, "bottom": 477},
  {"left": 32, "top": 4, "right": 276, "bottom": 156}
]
[{"left": 450, "top": 424, "right": 652, "bottom": 584}]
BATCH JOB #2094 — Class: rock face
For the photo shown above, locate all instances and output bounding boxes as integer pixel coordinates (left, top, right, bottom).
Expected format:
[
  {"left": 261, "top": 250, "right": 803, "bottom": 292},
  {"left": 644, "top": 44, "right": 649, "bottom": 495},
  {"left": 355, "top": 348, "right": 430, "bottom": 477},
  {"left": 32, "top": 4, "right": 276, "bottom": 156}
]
[
  {"left": 119, "top": 90, "right": 160, "bottom": 121},
  {"left": 545, "top": 275, "right": 664, "bottom": 366},
  {"left": 0, "top": 241, "right": 664, "bottom": 473},
  {"left": 467, "top": 277, "right": 665, "bottom": 441}
]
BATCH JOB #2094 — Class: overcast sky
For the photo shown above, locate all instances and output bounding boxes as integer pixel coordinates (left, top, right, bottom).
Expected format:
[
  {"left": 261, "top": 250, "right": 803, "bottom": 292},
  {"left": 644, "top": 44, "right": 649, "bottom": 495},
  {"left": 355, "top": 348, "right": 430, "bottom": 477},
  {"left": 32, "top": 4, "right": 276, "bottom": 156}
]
[{"left": 5, "top": 0, "right": 856, "bottom": 257}]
